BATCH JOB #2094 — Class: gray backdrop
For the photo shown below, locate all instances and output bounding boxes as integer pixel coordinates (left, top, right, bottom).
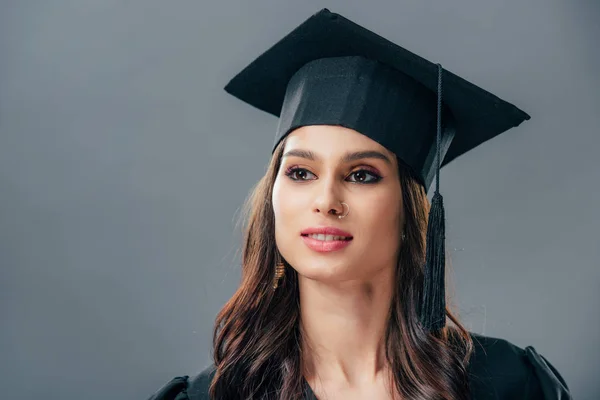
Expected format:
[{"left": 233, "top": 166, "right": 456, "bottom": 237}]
[{"left": 1, "top": 1, "right": 598, "bottom": 399}]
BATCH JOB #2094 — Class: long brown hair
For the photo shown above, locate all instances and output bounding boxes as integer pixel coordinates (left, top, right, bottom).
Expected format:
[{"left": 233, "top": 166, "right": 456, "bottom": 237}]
[{"left": 210, "top": 137, "right": 474, "bottom": 399}]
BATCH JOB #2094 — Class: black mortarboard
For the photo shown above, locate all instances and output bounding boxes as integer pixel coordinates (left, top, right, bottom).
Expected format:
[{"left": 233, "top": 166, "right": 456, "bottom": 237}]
[{"left": 224, "top": 8, "right": 530, "bottom": 333}]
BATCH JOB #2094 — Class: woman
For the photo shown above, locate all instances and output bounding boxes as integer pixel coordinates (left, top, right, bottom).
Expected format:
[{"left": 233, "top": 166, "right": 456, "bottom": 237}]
[{"left": 148, "top": 9, "right": 572, "bottom": 400}]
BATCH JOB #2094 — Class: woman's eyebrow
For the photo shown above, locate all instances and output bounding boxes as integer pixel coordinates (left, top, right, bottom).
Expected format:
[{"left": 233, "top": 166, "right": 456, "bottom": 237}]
[
  {"left": 342, "top": 150, "right": 391, "bottom": 165},
  {"left": 283, "top": 149, "right": 391, "bottom": 165},
  {"left": 282, "top": 149, "right": 316, "bottom": 161}
]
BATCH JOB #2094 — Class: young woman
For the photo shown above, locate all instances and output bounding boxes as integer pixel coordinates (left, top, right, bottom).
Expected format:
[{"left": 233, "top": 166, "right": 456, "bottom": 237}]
[{"left": 148, "top": 9, "right": 571, "bottom": 400}]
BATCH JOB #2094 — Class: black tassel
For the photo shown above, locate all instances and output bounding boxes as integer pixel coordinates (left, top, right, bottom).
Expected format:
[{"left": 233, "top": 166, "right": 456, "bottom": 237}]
[
  {"left": 421, "top": 191, "right": 446, "bottom": 332},
  {"left": 420, "top": 63, "right": 447, "bottom": 333}
]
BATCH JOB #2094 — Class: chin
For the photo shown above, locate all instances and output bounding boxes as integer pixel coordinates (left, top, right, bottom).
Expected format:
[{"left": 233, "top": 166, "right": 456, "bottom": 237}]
[{"left": 294, "top": 258, "right": 359, "bottom": 282}]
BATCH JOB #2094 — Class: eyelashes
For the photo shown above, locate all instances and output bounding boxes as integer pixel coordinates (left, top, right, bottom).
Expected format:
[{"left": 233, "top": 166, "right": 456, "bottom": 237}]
[
  {"left": 284, "top": 166, "right": 383, "bottom": 184},
  {"left": 284, "top": 166, "right": 316, "bottom": 181}
]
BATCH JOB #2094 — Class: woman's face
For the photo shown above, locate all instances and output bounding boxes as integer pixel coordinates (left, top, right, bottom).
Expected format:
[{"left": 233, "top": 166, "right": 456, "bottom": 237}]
[{"left": 272, "top": 125, "right": 404, "bottom": 283}]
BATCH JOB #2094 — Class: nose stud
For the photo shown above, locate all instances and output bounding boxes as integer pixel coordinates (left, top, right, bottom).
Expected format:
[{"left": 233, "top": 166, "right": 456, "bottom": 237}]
[{"left": 338, "top": 202, "right": 350, "bottom": 219}]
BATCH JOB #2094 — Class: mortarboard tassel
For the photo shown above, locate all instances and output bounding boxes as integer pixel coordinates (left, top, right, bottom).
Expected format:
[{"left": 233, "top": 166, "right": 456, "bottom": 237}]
[{"left": 420, "top": 64, "right": 447, "bottom": 333}]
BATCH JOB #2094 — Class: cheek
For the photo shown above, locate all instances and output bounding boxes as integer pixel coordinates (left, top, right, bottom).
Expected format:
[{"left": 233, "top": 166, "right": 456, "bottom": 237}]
[
  {"left": 272, "top": 178, "right": 304, "bottom": 238},
  {"left": 358, "top": 192, "right": 403, "bottom": 248},
  {"left": 272, "top": 178, "right": 290, "bottom": 220}
]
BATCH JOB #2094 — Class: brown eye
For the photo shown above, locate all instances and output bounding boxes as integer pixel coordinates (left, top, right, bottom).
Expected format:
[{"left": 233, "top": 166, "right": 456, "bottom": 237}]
[
  {"left": 347, "top": 169, "right": 382, "bottom": 184},
  {"left": 296, "top": 170, "right": 309, "bottom": 179},
  {"left": 285, "top": 167, "right": 316, "bottom": 181},
  {"left": 354, "top": 171, "right": 367, "bottom": 182}
]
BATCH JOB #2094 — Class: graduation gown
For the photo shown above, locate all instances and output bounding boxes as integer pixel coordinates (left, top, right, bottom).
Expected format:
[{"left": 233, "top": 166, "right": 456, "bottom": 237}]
[{"left": 146, "top": 333, "right": 572, "bottom": 399}]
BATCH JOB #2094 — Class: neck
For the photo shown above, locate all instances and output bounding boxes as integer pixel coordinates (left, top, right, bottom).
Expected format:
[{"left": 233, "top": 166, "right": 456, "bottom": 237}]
[{"left": 298, "top": 266, "right": 395, "bottom": 387}]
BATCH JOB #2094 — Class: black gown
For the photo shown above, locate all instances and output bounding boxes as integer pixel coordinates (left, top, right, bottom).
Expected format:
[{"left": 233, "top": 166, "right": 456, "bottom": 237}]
[{"left": 146, "top": 333, "right": 572, "bottom": 399}]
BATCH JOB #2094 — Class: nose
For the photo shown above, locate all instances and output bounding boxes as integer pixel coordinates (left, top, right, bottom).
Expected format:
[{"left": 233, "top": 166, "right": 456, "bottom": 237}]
[{"left": 312, "top": 178, "right": 345, "bottom": 218}]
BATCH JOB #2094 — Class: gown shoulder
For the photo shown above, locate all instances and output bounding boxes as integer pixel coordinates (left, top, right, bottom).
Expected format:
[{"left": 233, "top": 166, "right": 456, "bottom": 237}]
[
  {"left": 146, "top": 365, "right": 215, "bottom": 400},
  {"left": 468, "top": 332, "right": 572, "bottom": 399},
  {"left": 147, "top": 333, "right": 572, "bottom": 399}
]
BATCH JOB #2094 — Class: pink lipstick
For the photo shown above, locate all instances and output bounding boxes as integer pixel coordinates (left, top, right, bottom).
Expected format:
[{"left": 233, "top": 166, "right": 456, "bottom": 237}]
[{"left": 300, "top": 226, "right": 353, "bottom": 253}]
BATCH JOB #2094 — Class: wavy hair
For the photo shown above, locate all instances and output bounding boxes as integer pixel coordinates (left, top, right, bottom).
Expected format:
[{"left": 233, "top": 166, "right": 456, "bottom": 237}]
[{"left": 209, "top": 137, "right": 474, "bottom": 399}]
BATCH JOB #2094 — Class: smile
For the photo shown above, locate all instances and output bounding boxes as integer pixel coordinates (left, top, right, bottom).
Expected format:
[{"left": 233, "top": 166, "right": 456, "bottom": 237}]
[
  {"left": 300, "top": 227, "right": 354, "bottom": 252},
  {"left": 303, "top": 233, "right": 352, "bottom": 241}
]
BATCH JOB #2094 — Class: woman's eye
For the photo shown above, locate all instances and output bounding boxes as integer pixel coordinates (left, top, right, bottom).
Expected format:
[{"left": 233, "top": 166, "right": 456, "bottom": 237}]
[
  {"left": 285, "top": 167, "right": 316, "bottom": 181},
  {"left": 347, "top": 169, "right": 382, "bottom": 184},
  {"left": 284, "top": 167, "right": 381, "bottom": 184}
]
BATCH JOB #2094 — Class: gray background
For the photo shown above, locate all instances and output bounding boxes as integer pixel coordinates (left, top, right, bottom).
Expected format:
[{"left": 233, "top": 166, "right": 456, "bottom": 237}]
[{"left": 1, "top": 1, "right": 598, "bottom": 399}]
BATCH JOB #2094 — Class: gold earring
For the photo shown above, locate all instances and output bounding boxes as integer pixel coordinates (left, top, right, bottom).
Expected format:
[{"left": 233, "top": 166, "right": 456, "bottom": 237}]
[{"left": 273, "top": 256, "right": 286, "bottom": 290}]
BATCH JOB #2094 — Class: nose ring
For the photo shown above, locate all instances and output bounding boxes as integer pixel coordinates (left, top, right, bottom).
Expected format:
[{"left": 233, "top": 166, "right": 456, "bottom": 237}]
[{"left": 338, "top": 202, "right": 350, "bottom": 219}]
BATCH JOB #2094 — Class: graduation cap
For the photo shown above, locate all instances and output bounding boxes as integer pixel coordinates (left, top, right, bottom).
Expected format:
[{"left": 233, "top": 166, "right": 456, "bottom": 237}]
[{"left": 224, "top": 8, "right": 530, "bottom": 333}]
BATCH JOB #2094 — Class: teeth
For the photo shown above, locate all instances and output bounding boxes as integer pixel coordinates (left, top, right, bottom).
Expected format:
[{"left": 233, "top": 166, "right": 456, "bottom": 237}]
[{"left": 307, "top": 233, "right": 349, "bottom": 241}]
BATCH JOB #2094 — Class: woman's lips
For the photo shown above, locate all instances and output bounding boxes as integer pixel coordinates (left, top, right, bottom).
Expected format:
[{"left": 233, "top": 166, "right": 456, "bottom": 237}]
[
  {"left": 301, "top": 234, "right": 353, "bottom": 252},
  {"left": 300, "top": 226, "right": 352, "bottom": 237}
]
